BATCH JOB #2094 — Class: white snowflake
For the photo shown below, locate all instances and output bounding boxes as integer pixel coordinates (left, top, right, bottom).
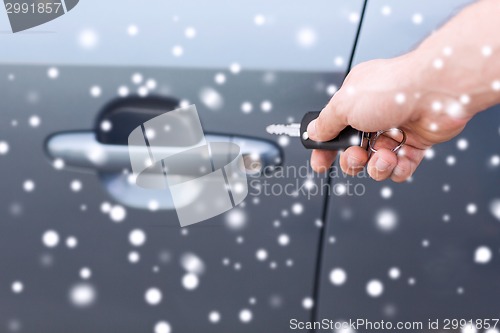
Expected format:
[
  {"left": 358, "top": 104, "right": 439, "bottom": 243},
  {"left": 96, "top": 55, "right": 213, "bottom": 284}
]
[
  {"left": 380, "top": 187, "right": 392, "bottom": 199},
  {"left": 395, "top": 93, "right": 406, "bottom": 104},
  {"left": 90, "top": 86, "right": 102, "bottom": 98},
  {"left": 145, "top": 287, "right": 162, "bottom": 305},
  {"left": 154, "top": 321, "right": 171, "bottom": 333},
  {"left": 100, "top": 120, "right": 112, "bottom": 132},
  {"left": 172, "top": 45, "right": 184, "bottom": 57},
  {"left": 412, "top": 13, "right": 423, "bottom": 25},
  {"left": 229, "top": 63, "right": 241, "bottom": 74},
  {"left": 489, "top": 155, "right": 500, "bottom": 167},
  {"left": 42, "top": 230, "right": 59, "bottom": 247},
  {"left": 466, "top": 203, "right": 477, "bottom": 215},
  {"left": 47, "top": 67, "right": 59, "bottom": 79},
  {"left": 254, "top": 14, "right": 266, "bottom": 26},
  {"left": 302, "top": 297, "right": 314, "bottom": 309},
  {"left": 256, "top": 249, "right": 268, "bottom": 261},
  {"left": 366, "top": 279, "right": 384, "bottom": 297},
  {"left": 492, "top": 80, "right": 500, "bottom": 91},
  {"left": 225, "top": 209, "right": 246, "bottom": 230},
  {"left": 200, "top": 87, "right": 224, "bottom": 110},
  {"left": 185, "top": 27, "right": 197, "bottom": 38},
  {"left": 132, "top": 73, "right": 143, "bottom": 84},
  {"left": 128, "top": 251, "right": 140, "bottom": 263},
  {"left": 12, "top": 281, "right": 23, "bottom": 293},
  {"left": 260, "top": 100, "right": 273, "bottom": 112},
  {"left": 29, "top": 115, "right": 41, "bottom": 127},
  {"left": 239, "top": 309, "right": 253, "bottom": 323},
  {"left": 110, "top": 205, "right": 126, "bottom": 222},
  {"left": 329, "top": 268, "right": 347, "bottom": 286},
  {"left": 78, "top": 29, "right": 99, "bottom": 50},
  {"left": 482, "top": 45, "right": 493, "bottom": 57},
  {"left": 474, "top": 246, "right": 492, "bottom": 264},
  {"left": 278, "top": 234, "right": 290, "bottom": 246},
  {"left": 66, "top": 236, "right": 78, "bottom": 248},
  {"left": 182, "top": 273, "right": 199, "bottom": 290},
  {"left": 388, "top": 267, "right": 400, "bottom": 279},
  {"left": 129, "top": 229, "right": 146, "bottom": 247},
  {"left": 296, "top": 27, "right": 317, "bottom": 48},
  {"left": 376, "top": 209, "right": 398, "bottom": 232},
  {"left": 208, "top": 311, "right": 221, "bottom": 323},
  {"left": 80, "top": 267, "right": 92, "bottom": 279},
  {"left": 127, "top": 25, "right": 139, "bottom": 36},
  {"left": 457, "top": 138, "right": 469, "bottom": 150},
  {"left": 291, "top": 203, "right": 304, "bottom": 215},
  {"left": 241, "top": 102, "right": 253, "bottom": 114},
  {"left": 0, "top": 141, "right": 9, "bottom": 155},
  {"left": 490, "top": 199, "right": 500, "bottom": 221},
  {"left": 381, "top": 5, "right": 392, "bottom": 16},
  {"left": 69, "top": 283, "right": 96, "bottom": 307},
  {"left": 214, "top": 73, "right": 226, "bottom": 85},
  {"left": 70, "top": 180, "right": 82, "bottom": 192}
]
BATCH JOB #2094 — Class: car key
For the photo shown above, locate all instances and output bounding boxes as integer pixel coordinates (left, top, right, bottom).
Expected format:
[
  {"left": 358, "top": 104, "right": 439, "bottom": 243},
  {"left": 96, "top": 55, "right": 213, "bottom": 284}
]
[{"left": 266, "top": 111, "right": 407, "bottom": 153}]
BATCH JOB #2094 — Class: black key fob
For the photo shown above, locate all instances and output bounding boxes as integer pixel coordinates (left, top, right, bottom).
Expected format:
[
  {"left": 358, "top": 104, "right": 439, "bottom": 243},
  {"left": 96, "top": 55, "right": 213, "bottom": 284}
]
[{"left": 300, "top": 111, "right": 365, "bottom": 150}]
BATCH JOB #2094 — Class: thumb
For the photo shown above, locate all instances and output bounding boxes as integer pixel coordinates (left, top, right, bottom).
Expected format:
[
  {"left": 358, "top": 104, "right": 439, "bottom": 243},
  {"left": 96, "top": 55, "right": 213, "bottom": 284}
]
[{"left": 307, "top": 98, "right": 348, "bottom": 142}]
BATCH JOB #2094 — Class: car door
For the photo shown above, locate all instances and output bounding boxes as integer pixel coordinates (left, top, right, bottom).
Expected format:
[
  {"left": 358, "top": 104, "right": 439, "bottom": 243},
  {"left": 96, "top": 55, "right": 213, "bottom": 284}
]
[
  {"left": 315, "top": 0, "right": 500, "bottom": 331},
  {"left": 0, "top": 1, "right": 364, "bottom": 332}
]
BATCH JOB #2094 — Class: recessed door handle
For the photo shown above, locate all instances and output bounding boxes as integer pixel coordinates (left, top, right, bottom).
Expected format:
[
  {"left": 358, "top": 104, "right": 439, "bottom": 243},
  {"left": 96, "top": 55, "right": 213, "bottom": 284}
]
[
  {"left": 44, "top": 95, "right": 282, "bottom": 211},
  {"left": 45, "top": 131, "right": 281, "bottom": 211},
  {"left": 46, "top": 132, "right": 282, "bottom": 175}
]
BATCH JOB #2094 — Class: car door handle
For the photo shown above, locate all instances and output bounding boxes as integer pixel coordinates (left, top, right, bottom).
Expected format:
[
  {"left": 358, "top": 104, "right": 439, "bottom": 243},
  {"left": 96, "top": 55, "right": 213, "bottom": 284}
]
[
  {"left": 44, "top": 96, "right": 282, "bottom": 211},
  {"left": 45, "top": 131, "right": 281, "bottom": 211},
  {"left": 45, "top": 131, "right": 282, "bottom": 175}
]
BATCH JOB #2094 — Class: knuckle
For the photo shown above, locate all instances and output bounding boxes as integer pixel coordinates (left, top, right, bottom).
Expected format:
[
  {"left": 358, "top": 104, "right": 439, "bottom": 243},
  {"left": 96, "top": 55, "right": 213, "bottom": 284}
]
[
  {"left": 315, "top": 112, "right": 332, "bottom": 137},
  {"left": 368, "top": 166, "right": 385, "bottom": 181},
  {"left": 391, "top": 162, "right": 412, "bottom": 182}
]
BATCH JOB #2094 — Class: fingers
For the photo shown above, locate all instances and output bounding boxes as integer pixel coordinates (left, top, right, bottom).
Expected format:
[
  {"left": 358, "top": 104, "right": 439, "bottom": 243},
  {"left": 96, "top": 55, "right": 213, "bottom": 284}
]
[
  {"left": 310, "top": 150, "right": 338, "bottom": 173},
  {"left": 339, "top": 146, "right": 369, "bottom": 176},
  {"left": 312, "top": 146, "right": 423, "bottom": 182},
  {"left": 339, "top": 145, "right": 424, "bottom": 182},
  {"left": 367, "top": 148, "right": 399, "bottom": 181},
  {"left": 307, "top": 97, "right": 348, "bottom": 142},
  {"left": 390, "top": 148, "right": 425, "bottom": 183},
  {"left": 390, "top": 155, "right": 414, "bottom": 183}
]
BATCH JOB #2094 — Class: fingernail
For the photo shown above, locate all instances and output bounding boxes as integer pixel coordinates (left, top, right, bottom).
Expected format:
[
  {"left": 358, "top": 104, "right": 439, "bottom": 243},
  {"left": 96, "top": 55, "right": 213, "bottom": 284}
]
[
  {"left": 307, "top": 119, "right": 317, "bottom": 140},
  {"left": 393, "top": 166, "right": 404, "bottom": 177},
  {"left": 375, "top": 158, "right": 390, "bottom": 172}
]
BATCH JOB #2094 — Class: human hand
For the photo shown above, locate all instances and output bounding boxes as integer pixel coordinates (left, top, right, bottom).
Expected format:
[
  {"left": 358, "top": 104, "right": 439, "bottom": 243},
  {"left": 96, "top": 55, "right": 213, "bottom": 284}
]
[{"left": 307, "top": 52, "right": 474, "bottom": 182}]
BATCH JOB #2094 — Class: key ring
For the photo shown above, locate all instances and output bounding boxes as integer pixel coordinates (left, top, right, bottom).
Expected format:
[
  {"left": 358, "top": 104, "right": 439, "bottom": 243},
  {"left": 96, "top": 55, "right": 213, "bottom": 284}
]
[{"left": 368, "top": 128, "right": 407, "bottom": 154}]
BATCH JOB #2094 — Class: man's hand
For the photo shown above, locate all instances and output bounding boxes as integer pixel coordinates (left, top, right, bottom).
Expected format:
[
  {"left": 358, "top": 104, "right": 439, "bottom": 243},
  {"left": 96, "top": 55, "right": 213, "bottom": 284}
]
[
  {"left": 308, "top": 53, "right": 472, "bottom": 182},
  {"left": 307, "top": 0, "right": 500, "bottom": 182}
]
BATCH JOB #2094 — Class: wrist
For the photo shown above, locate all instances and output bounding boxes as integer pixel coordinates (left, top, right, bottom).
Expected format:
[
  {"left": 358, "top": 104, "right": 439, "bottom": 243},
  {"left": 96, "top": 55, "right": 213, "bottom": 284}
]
[{"left": 407, "top": 46, "right": 480, "bottom": 119}]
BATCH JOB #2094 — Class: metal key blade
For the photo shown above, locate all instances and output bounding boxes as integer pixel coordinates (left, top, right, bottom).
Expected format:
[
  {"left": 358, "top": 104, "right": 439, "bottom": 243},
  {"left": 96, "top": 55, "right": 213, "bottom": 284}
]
[{"left": 266, "top": 123, "right": 301, "bottom": 137}]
